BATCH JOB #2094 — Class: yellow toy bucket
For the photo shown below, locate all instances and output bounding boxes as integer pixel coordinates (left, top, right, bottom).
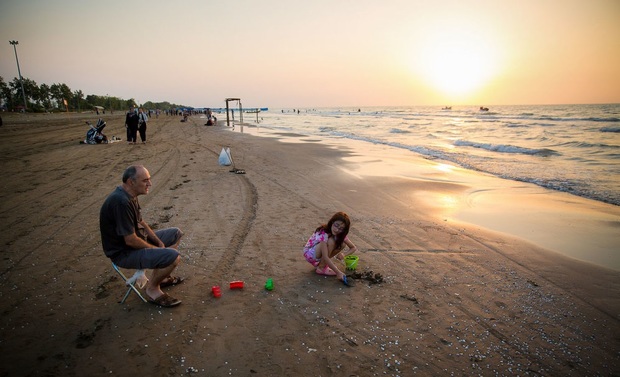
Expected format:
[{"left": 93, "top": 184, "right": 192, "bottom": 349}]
[{"left": 344, "top": 255, "right": 359, "bottom": 270}]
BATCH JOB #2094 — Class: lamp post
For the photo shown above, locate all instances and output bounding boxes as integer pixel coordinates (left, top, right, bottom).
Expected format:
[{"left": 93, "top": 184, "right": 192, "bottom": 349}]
[{"left": 9, "top": 40, "right": 27, "bottom": 111}]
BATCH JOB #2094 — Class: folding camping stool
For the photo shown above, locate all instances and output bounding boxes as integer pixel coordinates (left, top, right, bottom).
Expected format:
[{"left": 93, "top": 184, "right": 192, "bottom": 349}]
[{"left": 112, "top": 263, "right": 148, "bottom": 304}]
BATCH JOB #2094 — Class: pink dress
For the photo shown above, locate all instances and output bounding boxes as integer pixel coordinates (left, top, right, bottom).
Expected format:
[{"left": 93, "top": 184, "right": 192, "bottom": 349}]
[
  {"left": 303, "top": 229, "right": 328, "bottom": 266},
  {"left": 303, "top": 230, "right": 349, "bottom": 267}
]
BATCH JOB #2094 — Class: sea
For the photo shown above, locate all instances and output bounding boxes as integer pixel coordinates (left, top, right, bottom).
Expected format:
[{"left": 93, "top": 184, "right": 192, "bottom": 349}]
[{"left": 237, "top": 104, "right": 620, "bottom": 207}]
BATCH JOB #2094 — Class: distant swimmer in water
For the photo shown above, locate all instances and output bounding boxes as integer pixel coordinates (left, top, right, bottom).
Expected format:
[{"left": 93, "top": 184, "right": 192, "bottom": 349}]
[{"left": 480, "top": 106, "right": 489, "bottom": 111}]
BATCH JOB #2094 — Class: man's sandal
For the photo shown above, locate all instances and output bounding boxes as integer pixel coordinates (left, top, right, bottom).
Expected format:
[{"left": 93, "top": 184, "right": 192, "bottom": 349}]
[
  {"left": 160, "top": 276, "right": 184, "bottom": 288},
  {"left": 147, "top": 293, "right": 181, "bottom": 307}
]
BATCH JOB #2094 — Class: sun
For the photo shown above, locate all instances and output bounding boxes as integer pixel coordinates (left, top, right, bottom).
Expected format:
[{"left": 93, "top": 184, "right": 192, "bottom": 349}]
[
  {"left": 411, "top": 22, "right": 501, "bottom": 99},
  {"left": 421, "top": 41, "right": 494, "bottom": 96}
]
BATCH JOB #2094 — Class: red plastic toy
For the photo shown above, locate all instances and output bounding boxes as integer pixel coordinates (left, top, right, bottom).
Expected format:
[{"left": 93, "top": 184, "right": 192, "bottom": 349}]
[
  {"left": 212, "top": 286, "right": 221, "bottom": 298},
  {"left": 229, "top": 281, "right": 244, "bottom": 289}
]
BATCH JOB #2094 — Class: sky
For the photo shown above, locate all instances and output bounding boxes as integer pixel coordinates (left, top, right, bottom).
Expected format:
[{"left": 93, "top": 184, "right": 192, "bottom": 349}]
[{"left": 1, "top": 0, "right": 619, "bottom": 108}]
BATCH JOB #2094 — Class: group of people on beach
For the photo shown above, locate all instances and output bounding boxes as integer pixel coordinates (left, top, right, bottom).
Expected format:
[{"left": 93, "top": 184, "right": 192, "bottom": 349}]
[
  {"left": 124, "top": 106, "right": 149, "bottom": 144},
  {"left": 99, "top": 165, "right": 357, "bottom": 307}
]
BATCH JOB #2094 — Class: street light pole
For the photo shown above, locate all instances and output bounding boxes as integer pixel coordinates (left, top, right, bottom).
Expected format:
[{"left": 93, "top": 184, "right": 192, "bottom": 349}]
[{"left": 9, "top": 40, "right": 28, "bottom": 111}]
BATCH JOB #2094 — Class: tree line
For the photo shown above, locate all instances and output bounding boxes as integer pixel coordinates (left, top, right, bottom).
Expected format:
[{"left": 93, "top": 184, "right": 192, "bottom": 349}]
[{"left": 0, "top": 76, "right": 188, "bottom": 113}]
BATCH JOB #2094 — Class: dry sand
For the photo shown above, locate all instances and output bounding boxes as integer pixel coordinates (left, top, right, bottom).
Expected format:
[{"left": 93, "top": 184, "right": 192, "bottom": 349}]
[{"left": 0, "top": 112, "right": 618, "bottom": 376}]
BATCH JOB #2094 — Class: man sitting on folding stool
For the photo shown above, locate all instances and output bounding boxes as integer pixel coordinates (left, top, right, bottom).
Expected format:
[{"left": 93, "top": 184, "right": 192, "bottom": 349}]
[{"left": 100, "top": 165, "right": 184, "bottom": 308}]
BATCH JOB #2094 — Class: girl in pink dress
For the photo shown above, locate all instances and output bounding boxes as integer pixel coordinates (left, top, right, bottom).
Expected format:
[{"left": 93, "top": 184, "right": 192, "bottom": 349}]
[{"left": 303, "top": 212, "right": 358, "bottom": 282}]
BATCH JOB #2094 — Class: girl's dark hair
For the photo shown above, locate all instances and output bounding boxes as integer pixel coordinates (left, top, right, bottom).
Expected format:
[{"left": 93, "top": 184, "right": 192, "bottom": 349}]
[{"left": 315, "top": 211, "right": 351, "bottom": 250}]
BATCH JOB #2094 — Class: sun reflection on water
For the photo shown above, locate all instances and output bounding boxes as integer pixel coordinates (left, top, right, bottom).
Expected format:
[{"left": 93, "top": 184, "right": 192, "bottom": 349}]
[
  {"left": 440, "top": 195, "right": 459, "bottom": 208},
  {"left": 435, "top": 163, "right": 455, "bottom": 173}
]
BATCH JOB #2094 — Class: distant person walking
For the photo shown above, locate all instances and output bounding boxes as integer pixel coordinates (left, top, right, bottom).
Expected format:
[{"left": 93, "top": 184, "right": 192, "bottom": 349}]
[
  {"left": 125, "top": 106, "right": 139, "bottom": 144},
  {"left": 138, "top": 107, "right": 149, "bottom": 144}
]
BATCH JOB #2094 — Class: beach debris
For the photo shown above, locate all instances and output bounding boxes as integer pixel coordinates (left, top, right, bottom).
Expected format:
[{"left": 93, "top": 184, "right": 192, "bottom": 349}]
[
  {"left": 340, "top": 333, "right": 359, "bottom": 347},
  {"left": 230, "top": 167, "right": 246, "bottom": 174},
  {"left": 400, "top": 295, "right": 419, "bottom": 304},
  {"left": 527, "top": 279, "right": 539, "bottom": 287},
  {"left": 348, "top": 269, "right": 384, "bottom": 285},
  {"left": 159, "top": 213, "right": 173, "bottom": 223}
]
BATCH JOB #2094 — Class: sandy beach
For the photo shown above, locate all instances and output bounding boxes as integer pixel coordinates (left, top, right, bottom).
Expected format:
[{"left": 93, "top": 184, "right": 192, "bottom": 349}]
[{"left": 0, "top": 112, "right": 618, "bottom": 376}]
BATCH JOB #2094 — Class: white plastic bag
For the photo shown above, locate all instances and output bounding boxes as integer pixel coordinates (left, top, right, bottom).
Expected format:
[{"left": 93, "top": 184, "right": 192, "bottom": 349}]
[
  {"left": 126, "top": 270, "right": 148, "bottom": 289},
  {"left": 218, "top": 147, "right": 232, "bottom": 166}
]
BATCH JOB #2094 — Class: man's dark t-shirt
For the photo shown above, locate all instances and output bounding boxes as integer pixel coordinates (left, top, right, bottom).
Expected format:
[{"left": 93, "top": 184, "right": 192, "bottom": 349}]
[
  {"left": 125, "top": 111, "right": 139, "bottom": 128},
  {"left": 100, "top": 186, "right": 146, "bottom": 259}
]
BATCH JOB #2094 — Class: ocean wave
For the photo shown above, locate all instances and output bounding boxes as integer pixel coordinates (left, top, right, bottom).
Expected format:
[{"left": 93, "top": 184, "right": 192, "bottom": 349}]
[
  {"left": 531, "top": 122, "right": 556, "bottom": 127},
  {"left": 454, "top": 140, "right": 559, "bottom": 156},
  {"left": 525, "top": 178, "right": 620, "bottom": 206},
  {"left": 531, "top": 116, "right": 619, "bottom": 123},
  {"left": 389, "top": 128, "right": 411, "bottom": 134},
  {"left": 264, "top": 104, "right": 619, "bottom": 206},
  {"left": 308, "top": 107, "right": 620, "bottom": 125},
  {"left": 589, "top": 117, "right": 620, "bottom": 122},
  {"left": 505, "top": 122, "right": 529, "bottom": 128},
  {"left": 559, "top": 140, "right": 620, "bottom": 149},
  {"left": 328, "top": 131, "right": 446, "bottom": 160},
  {"left": 469, "top": 113, "right": 619, "bottom": 123}
]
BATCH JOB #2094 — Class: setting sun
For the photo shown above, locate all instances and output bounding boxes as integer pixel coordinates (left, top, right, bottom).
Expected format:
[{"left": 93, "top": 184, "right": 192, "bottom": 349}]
[{"left": 411, "top": 21, "right": 503, "bottom": 100}]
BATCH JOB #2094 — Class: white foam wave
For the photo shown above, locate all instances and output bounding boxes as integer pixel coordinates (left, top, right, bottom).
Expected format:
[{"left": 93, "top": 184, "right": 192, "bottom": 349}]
[{"left": 455, "top": 140, "right": 558, "bottom": 156}]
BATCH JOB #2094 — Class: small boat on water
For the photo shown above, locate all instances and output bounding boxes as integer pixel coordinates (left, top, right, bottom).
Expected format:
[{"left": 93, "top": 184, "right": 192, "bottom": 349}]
[
  {"left": 479, "top": 106, "right": 489, "bottom": 112},
  {"left": 442, "top": 106, "right": 451, "bottom": 110}
]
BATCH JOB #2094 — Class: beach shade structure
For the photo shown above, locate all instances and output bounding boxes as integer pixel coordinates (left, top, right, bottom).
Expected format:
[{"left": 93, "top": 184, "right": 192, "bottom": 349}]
[
  {"left": 111, "top": 263, "right": 148, "bottom": 304},
  {"left": 246, "top": 108, "right": 261, "bottom": 123},
  {"left": 225, "top": 98, "right": 243, "bottom": 127}
]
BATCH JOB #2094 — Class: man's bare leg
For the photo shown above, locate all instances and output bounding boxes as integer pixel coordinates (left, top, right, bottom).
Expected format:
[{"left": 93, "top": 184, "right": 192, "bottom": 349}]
[{"left": 145, "top": 255, "right": 180, "bottom": 299}]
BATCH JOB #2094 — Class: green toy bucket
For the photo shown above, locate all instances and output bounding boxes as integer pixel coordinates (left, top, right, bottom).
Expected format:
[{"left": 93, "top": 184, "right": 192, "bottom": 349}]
[{"left": 344, "top": 255, "right": 359, "bottom": 270}]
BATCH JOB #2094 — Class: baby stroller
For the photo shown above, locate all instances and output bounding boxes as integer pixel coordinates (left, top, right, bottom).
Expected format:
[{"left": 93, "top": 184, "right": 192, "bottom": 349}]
[{"left": 84, "top": 118, "right": 109, "bottom": 144}]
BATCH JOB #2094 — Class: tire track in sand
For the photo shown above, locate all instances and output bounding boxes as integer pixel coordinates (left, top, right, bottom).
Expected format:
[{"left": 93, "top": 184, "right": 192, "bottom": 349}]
[
  {"left": 165, "top": 117, "right": 259, "bottom": 281},
  {"left": 207, "top": 173, "right": 258, "bottom": 282}
]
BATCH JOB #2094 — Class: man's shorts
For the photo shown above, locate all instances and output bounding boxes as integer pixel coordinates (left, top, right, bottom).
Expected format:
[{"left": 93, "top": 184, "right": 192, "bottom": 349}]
[{"left": 112, "top": 227, "right": 183, "bottom": 269}]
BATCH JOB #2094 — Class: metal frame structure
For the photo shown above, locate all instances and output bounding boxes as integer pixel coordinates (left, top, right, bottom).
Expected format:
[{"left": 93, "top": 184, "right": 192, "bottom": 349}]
[{"left": 225, "top": 98, "right": 243, "bottom": 127}]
